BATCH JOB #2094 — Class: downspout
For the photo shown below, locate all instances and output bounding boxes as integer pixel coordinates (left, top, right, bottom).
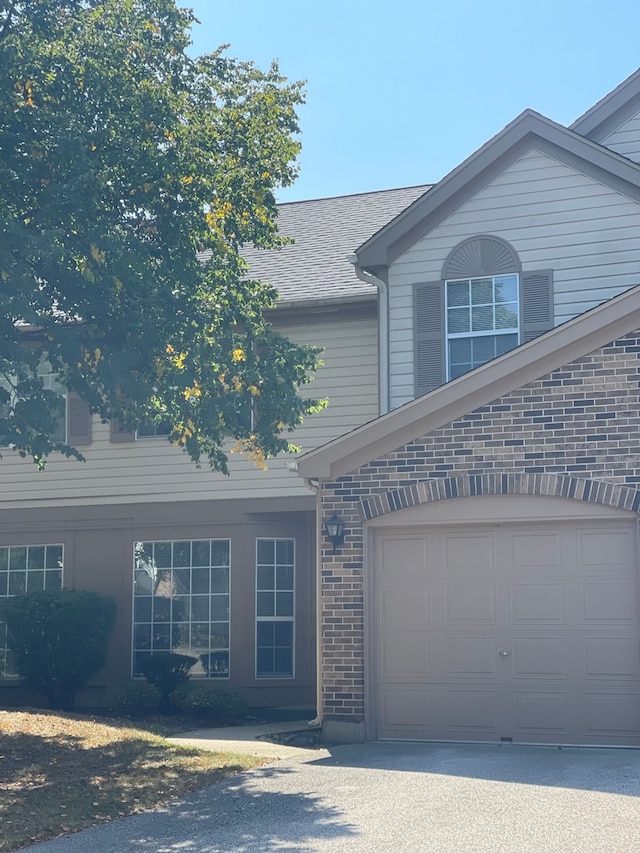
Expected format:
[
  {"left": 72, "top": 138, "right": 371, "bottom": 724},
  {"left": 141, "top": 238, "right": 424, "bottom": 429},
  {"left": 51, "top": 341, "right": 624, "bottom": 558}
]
[
  {"left": 347, "top": 254, "right": 390, "bottom": 415},
  {"left": 303, "top": 475, "right": 323, "bottom": 728}
]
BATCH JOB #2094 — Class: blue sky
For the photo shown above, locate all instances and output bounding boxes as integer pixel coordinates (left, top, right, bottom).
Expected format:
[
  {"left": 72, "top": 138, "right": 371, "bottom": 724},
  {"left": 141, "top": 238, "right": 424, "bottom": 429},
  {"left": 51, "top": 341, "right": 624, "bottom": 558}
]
[{"left": 181, "top": 1, "right": 640, "bottom": 202}]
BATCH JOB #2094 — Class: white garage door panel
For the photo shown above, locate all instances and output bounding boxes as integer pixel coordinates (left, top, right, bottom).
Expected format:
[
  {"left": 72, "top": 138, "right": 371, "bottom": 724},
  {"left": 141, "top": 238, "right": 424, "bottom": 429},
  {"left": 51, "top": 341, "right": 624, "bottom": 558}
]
[{"left": 374, "top": 521, "right": 640, "bottom": 745}]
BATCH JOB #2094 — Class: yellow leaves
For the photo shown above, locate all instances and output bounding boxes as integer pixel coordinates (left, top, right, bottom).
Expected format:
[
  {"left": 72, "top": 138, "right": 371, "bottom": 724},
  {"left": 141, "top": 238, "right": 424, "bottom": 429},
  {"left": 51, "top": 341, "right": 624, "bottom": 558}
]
[
  {"left": 182, "top": 383, "right": 201, "bottom": 401},
  {"left": 143, "top": 182, "right": 153, "bottom": 193},
  {"left": 230, "top": 437, "right": 268, "bottom": 471},
  {"left": 231, "top": 348, "right": 246, "bottom": 363},
  {"left": 166, "top": 344, "right": 175, "bottom": 354},
  {"left": 15, "top": 79, "right": 34, "bottom": 107},
  {"left": 83, "top": 348, "right": 102, "bottom": 369},
  {"left": 181, "top": 176, "right": 194, "bottom": 185},
  {"left": 247, "top": 384, "right": 261, "bottom": 397},
  {"left": 171, "top": 419, "right": 195, "bottom": 447}
]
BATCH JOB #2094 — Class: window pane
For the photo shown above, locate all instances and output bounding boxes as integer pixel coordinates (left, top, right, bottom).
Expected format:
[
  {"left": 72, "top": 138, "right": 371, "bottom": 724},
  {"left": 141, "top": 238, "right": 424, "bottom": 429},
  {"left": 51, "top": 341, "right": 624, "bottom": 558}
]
[
  {"left": 9, "top": 548, "right": 26, "bottom": 571},
  {"left": 191, "top": 541, "right": 210, "bottom": 567},
  {"left": 134, "top": 596, "right": 152, "bottom": 622},
  {"left": 27, "top": 571, "right": 44, "bottom": 592},
  {"left": 496, "top": 333, "right": 519, "bottom": 356},
  {"left": 276, "top": 591, "right": 294, "bottom": 617},
  {"left": 446, "top": 281, "right": 469, "bottom": 307},
  {"left": 171, "top": 596, "right": 189, "bottom": 623},
  {"left": 191, "top": 597, "right": 210, "bottom": 621},
  {"left": 276, "top": 540, "right": 294, "bottom": 565},
  {"left": 276, "top": 565, "right": 294, "bottom": 590},
  {"left": 134, "top": 623, "right": 151, "bottom": 650},
  {"left": 211, "top": 541, "right": 230, "bottom": 567},
  {"left": 191, "top": 623, "right": 209, "bottom": 647},
  {"left": 495, "top": 274, "right": 518, "bottom": 303},
  {"left": 471, "top": 305, "right": 493, "bottom": 332},
  {"left": 8, "top": 572, "right": 26, "bottom": 595},
  {"left": 154, "top": 542, "right": 171, "bottom": 568},
  {"left": 0, "top": 571, "right": 7, "bottom": 596},
  {"left": 257, "top": 591, "right": 274, "bottom": 617},
  {"left": 470, "top": 278, "right": 492, "bottom": 305},
  {"left": 447, "top": 307, "right": 470, "bottom": 333},
  {"left": 172, "top": 542, "right": 190, "bottom": 567},
  {"left": 257, "top": 565, "right": 275, "bottom": 591},
  {"left": 274, "top": 648, "right": 293, "bottom": 677},
  {"left": 257, "top": 622, "right": 274, "bottom": 645},
  {"left": 257, "top": 647, "right": 273, "bottom": 675},
  {"left": 210, "top": 595, "right": 229, "bottom": 622},
  {"left": 472, "top": 336, "right": 497, "bottom": 364},
  {"left": 45, "top": 545, "right": 63, "bottom": 569},
  {"left": 210, "top": 567, "right": 229, "bottom": 594},
  {"left": 44, "top": 570, "right": 62, "bottom": 591},
  {"left": 191, "top": 567, "right": 210, "bottom": 594},
  {"left": 257, "top": 539, "right": 274, "bottom": 565},
  {"left": 449, "top": 338, "right": 471, "bottom": 362},
  {"left": 210, "top": 624, "right": 229, "bottom": 648},
  {"left": 27, "top": 547, "right": 45, "bottom": 570},
  {"left": 274, "top": 622, "right": 293, "bottom": 645},
  {"left": 0, "top": 550, "right": 7, "bottom": 572},
  {"left": 153, "top": 597, "right": 171, "bottom": 622},
  {"left": 172, "top": 568, "right": 190, "bottom": 594}
]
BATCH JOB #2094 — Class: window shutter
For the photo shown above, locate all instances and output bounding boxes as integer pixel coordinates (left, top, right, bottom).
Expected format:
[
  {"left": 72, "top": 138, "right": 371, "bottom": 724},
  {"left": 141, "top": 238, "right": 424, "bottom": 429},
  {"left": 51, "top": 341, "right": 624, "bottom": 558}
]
[
  {"left": 110, "top": 419, "right": 135, "bottom": 443},
  {"left": 414, "top": 281, "right": 445, "bottom": 396},
  {"left": 66, "top": 393, "right": 92, "bottom": 446},
  {"left": 521, "top": 269, "right": 554, "bottom": 343}
]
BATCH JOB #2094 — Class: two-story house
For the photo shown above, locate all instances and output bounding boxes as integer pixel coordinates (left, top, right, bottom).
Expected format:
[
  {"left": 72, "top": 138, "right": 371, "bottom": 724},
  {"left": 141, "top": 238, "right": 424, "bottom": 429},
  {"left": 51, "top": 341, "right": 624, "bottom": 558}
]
[
  {"left": 0, "top": 184, "right": 427, "bottom": 711},
  {"left": 4, "top": 67, "right": 640, "bottom": 748},
  {"left": 299, "top": 67, "right": 640, "bottom": 746}
]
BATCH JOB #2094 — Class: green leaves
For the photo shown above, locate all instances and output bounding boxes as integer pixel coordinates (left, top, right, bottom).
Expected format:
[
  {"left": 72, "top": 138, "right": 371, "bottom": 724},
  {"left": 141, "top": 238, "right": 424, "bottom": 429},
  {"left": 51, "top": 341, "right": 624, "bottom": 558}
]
[{"left": 0, "top": 0, "right": 322, "bottom": 470}]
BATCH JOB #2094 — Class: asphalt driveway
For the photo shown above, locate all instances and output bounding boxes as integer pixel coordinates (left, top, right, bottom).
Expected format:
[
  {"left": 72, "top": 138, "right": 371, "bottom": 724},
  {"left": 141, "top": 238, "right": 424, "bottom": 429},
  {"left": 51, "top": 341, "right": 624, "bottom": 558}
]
[{"left": 24, "top": 741, "right": 640, "bottom": 852}]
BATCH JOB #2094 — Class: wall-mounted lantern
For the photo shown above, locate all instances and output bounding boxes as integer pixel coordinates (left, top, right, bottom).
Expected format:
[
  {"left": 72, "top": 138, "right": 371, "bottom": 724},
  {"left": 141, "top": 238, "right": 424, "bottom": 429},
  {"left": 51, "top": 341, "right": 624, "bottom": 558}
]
[{"left": 323, "top": 513, "right": 345, "bottom": 553}]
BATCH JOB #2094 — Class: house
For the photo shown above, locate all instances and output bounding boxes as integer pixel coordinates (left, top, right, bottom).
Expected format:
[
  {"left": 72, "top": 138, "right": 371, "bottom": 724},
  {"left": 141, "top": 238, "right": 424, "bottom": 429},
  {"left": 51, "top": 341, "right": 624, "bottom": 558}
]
[
  {"left": 0, "top": 184, "right": 427, "bottom": 711},
  {"left": 3, "top": 67, "right": 640, "bottom": 748},
  {"left": 298, "top": 67, "right": 640, "bottom": 746}
]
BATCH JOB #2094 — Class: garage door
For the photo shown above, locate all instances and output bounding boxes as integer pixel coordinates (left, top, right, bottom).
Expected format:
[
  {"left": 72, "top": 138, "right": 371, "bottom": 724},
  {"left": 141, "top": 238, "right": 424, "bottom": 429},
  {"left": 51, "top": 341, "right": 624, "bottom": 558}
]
[{"left": 374, "top": 522, "right": 640, "bottom": 745}]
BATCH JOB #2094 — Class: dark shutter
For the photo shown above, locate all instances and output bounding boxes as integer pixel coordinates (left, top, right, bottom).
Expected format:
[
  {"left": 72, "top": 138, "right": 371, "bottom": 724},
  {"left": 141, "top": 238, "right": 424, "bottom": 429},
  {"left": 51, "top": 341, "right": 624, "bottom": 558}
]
[
  {"left": 66, "top": 393, "right": 92, "bottom": 446},
  {"left": 521, "top": 269, "right": 554, "bottom": 343},
  {"left": 110, "top": 419, "right": 135, "bottom": 443},
  {"left": 414, "top": 281, "right": 445, "bottom": 397}
]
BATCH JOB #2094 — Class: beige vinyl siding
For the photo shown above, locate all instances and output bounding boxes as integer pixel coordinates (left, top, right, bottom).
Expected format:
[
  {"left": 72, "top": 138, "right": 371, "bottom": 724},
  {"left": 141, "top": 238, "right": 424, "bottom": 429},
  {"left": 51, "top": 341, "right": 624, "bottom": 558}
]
[
  {"left": 600, "top": 109, "right": 640, "bottom": 164},
  {"left": 388, "top": 148, "right": 640, "bottom": 408},
  {"left": 0, "top": 311, "right": 378, "bottom": 509}
]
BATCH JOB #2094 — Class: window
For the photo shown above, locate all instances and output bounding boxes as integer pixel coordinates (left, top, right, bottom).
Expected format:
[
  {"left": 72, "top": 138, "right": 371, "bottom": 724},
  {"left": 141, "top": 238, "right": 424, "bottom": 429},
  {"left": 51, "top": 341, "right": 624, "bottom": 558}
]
[
  {"left": 0, "top": 366, "right": 67, "bottom": 445},
  {"left": 446, "top": 274, "right": 519, "bottom": 379},
  {"left": 136, "top": 421, "right": 172, "bottom": 439},
  {"left": 256, "top": 538, "right": 295, "bottom": 679},
  {"left": 413, "top": 236, "right": 553, "bottom": 396},
  {"left": 0, "top": 544, "right": 63, "bottom": 678},
  {"left": 133, "top": 539, "right": 230, "bottom": 678}
]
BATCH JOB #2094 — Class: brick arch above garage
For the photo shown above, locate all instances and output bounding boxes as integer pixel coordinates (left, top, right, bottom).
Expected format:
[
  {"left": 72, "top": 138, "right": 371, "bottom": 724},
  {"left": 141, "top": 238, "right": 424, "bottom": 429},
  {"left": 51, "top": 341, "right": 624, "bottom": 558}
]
[{"left": 359, "top": 473, "right": 640, "bottom": 522}]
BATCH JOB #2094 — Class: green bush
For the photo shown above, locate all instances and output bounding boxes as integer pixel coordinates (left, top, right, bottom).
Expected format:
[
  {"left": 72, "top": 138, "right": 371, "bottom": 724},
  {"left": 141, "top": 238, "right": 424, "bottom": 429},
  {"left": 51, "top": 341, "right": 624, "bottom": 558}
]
[
  {"left": 172, "top": 683, "right": 248, "bottom": 726},
  {"left": 0, "top": 589, "right": 116, "bottom": 711},
  {"left": 109, "top": 681, "right": 161, "bottom": 717},
  {"left": 139, "top": 652, "right": 197, "bottom": 712}
]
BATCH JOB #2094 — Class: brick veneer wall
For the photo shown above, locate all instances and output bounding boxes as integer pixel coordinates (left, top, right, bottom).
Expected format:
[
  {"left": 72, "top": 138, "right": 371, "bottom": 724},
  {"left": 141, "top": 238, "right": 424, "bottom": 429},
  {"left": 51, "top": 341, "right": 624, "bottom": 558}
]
[{"left": 319, "top": 332, "right": 640, "bottom": 730}]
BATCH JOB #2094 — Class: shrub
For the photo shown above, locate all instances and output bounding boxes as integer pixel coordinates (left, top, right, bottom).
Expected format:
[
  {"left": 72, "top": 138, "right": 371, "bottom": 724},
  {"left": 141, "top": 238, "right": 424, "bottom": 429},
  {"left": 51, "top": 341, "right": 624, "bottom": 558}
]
[
  {"left": 172, "top": 683, "right": 248, "bottom": 726},
  {"left": 139, "top": 652, "right": 197, "bottom": 712},
  {"left": 0, "top": 589, "right": 116, "bottom": 710},
  {"left": 109, "top": 681, "right": 161, "bottom": 717}
]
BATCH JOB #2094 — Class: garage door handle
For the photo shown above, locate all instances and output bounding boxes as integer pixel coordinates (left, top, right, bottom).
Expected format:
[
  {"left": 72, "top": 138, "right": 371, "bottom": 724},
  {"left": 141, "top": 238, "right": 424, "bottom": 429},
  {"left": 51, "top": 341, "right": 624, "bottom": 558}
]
[{"left": 499, "top": 650, "right": 511, "bottom": 657}]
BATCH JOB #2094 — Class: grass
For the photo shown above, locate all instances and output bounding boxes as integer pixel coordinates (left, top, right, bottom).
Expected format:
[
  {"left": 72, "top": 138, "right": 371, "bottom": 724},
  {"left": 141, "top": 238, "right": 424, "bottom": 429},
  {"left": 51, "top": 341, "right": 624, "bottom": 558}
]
[{"left": 0, "top": 708, "right": 265, "bottom": 852}]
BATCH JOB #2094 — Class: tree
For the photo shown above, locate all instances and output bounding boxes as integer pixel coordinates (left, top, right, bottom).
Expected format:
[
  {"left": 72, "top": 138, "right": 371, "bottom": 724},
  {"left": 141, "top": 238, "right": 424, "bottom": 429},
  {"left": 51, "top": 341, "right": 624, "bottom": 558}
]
[
  {"left": 0, "top": 589, "right": 117, "bottom": 710},
  {"left": 0, "top": 0, "right": 324, "bottom": 471}
]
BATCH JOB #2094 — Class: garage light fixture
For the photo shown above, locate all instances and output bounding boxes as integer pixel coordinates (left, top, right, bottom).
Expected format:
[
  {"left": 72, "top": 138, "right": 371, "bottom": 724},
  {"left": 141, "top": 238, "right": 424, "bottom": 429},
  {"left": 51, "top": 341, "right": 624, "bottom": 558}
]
[{"left": 323, "top": 513, "right": 345, "bottom": 553}]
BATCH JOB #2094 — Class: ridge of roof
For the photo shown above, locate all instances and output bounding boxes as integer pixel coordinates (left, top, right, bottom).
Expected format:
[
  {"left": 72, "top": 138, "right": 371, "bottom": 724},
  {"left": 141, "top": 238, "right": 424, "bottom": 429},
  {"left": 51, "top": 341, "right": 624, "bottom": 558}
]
[
  {"left": 570, "top": 67, "right": 640, "bottom": 139},
  {"left": 354, "top": 109, "right": 640, "bottom": 270},
  {"left": 297, "top": 283, "right": 640, "bottom": 481}
]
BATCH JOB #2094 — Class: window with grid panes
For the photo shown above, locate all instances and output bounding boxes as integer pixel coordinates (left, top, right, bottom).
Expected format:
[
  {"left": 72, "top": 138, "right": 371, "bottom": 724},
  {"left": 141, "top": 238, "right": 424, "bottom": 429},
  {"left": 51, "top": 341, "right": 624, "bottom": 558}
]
[
  {"left": 256, "top": 539, "right": 295, "bottom": 679},
  {"left": 0, "top": 544, "right": 63, "bottom": 677},
  {"left": 133, "top": 540, "right": 230, "bottom": 678},
  {"left": 446, "top": 274, "right": 519, "bottom": 379}
]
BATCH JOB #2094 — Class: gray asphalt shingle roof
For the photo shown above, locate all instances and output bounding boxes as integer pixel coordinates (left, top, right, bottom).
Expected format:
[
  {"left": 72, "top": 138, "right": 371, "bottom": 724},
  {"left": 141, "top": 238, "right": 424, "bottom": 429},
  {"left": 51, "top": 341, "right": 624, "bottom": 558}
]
[{"left": 240, "top": 185, "right": 432, "bottom": 306}]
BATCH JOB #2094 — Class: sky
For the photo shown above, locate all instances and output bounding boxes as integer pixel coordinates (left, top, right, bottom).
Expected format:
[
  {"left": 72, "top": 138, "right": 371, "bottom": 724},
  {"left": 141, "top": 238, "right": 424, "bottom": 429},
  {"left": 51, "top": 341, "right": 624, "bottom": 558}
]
[{"left": 180, "top": 0, "right": 640, "bottom": 203}]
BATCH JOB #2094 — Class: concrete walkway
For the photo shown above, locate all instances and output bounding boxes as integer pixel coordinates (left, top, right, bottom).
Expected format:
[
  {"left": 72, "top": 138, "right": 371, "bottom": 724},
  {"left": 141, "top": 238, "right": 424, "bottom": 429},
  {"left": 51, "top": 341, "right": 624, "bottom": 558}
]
[{"left": 167, "top": 719, "right": 330, "bottom": 760}]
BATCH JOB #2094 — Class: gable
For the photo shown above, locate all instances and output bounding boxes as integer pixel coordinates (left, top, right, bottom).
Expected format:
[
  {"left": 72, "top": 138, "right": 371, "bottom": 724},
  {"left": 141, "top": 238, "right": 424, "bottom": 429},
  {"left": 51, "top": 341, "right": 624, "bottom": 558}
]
[{"left": 386, "top": 147, "right": 640, "bottom": 408}]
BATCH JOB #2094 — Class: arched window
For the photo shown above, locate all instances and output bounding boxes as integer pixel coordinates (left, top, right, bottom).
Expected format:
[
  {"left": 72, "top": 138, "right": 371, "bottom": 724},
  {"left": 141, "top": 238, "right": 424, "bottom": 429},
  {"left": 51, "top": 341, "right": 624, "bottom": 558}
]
[{"left": 414, "top": 236, "right": 553, "bottom": 395}]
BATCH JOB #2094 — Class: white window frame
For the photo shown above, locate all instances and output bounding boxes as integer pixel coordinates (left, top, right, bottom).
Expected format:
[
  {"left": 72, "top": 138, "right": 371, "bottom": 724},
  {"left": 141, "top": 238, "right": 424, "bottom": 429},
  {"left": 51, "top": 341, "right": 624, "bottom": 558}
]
[
  {"left": 255, "top": 538, "right": 295, "bottom": 680},
  {"left": 445, "top": 273, "right": 520, "bottom": 380},
  {"left": 132, "top": 539, "right": 231, "bottom": 679},
  {"left": 0, "top": 543, "right": 64, "bottom": 678}
]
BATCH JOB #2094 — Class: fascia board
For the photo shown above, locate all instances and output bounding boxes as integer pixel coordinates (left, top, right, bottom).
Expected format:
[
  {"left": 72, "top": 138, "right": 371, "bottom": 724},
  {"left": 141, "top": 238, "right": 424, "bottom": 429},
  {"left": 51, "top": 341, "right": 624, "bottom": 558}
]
[
  {"left": 297, "top": 285, "right": 640, "bottom": 481},
  {"left": 570, "top": 68, "right": 640, "bottom": 139},
  {"left": 356, "top": 110, "right": 640, "bottom": 270}
]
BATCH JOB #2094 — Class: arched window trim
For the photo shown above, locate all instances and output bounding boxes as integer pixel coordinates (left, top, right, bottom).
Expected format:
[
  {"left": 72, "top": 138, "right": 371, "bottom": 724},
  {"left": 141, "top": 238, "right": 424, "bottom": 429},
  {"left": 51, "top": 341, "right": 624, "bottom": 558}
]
[{"left": 442, "top": 234, "right": 522, "bottom": 280}]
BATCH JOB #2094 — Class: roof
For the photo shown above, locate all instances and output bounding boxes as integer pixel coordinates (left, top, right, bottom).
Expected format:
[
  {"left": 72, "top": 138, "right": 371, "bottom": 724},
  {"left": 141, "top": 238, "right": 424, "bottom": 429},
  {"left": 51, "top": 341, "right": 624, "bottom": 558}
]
[
  {"left": 570, "top": 67, "right": 640, "bottom": 141},
  {"left": 239, "top": 185, "right": 431, "bottom": 307},
  {"left": 354, "top": 110, "right": 640, "bottom": 271},
  {"left": 297, "top": 283, "right": 640, "bottom": 481}
]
